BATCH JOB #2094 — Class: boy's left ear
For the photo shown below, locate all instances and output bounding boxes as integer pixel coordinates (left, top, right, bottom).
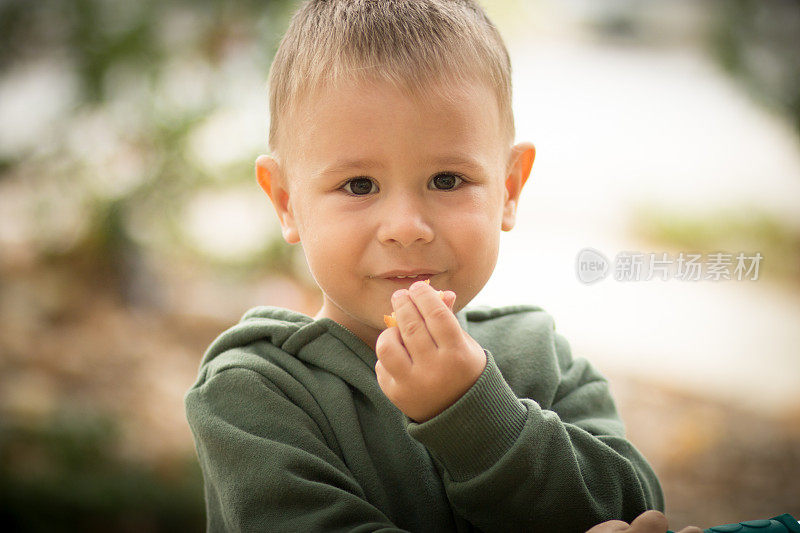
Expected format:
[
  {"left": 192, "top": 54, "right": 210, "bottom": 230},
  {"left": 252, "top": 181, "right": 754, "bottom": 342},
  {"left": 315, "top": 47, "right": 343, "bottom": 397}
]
[{"left": 501, "top": 142, "right": 536, "bottom": 231}]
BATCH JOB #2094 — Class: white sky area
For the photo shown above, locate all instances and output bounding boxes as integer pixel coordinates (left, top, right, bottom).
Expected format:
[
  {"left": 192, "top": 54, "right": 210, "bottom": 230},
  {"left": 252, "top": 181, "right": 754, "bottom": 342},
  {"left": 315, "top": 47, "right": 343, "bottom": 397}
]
[{"left": 471, "top": 19, "right": 800, "bottom": 414}]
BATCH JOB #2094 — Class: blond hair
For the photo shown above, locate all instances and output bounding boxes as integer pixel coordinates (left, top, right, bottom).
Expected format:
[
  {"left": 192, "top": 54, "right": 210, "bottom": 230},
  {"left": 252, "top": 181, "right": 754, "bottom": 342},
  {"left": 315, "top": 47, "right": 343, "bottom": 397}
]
[{"left": 267, "top": 0, "right": 514, "bottom": 163}]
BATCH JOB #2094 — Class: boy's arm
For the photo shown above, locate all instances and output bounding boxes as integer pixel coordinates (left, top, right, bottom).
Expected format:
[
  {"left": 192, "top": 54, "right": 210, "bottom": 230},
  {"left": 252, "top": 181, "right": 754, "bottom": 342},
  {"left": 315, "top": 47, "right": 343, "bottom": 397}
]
[
  {"left": 404, "top": 337, "right": 664, "bottom": 533},
  {"left": 379, "top": 280, "right": 662, "bottom": 532},
  {"left": 185, "top": 366, "right": 412, "bottom": 533}
]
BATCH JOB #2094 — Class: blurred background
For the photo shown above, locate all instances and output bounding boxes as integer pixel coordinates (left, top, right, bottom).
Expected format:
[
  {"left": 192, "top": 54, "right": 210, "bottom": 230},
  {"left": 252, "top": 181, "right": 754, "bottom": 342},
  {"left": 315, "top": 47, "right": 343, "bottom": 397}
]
[{"left": 0, "top": 0, "right": 798, "bottom": 530}]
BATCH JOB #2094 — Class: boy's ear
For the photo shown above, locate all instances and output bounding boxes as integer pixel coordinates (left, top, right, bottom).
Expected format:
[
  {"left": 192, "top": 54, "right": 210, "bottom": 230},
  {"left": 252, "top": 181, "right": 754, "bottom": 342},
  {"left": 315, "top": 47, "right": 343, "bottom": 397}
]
[
  {"left": 501, "top": 142, "right": 536, "bottom": 231},
  {"left": 255, "top": 154, "right": 300, "bottom": 244}
]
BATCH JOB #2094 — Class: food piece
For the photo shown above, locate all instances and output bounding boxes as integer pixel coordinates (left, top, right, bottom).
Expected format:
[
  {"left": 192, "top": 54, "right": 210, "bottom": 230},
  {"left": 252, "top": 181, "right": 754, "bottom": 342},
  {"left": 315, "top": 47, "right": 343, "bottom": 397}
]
[
  {"left": 383, "top": 280, "right": 446, "bottom": 328},
  {"left": 383, "top": 313, "right": 398, "bottom": 329}
]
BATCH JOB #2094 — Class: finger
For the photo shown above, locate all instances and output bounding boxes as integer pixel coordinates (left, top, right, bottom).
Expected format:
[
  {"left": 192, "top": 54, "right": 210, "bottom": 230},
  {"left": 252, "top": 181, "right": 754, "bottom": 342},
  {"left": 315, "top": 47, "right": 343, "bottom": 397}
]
[
  {"left": 628, "top": 510, "right": 668, "bottom": 533},
  {"left": 392, "top": 289, "right": 437, "bottom": 362},
  {"left": 442, "top": 290, "right": 456, "bottom": 310},
  {"left": 407, "top": 281, "right": 462, "bottom": 350},
  {"left": 585, "top": 520, "right": 630, "bottom": 533},
  {"left": 676, "top": 527, "right": 703, "bottom": 533},
  {"left": 375, "top": 326, "right": 412, "bottom": 378}
]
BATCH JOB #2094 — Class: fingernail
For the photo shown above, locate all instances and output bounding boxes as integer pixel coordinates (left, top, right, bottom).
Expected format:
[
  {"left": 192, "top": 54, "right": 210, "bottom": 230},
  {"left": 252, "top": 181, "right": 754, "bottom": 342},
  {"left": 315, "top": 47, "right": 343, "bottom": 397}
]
[{"left": 410, "top": 280, "right": 426, "bottom": 292}]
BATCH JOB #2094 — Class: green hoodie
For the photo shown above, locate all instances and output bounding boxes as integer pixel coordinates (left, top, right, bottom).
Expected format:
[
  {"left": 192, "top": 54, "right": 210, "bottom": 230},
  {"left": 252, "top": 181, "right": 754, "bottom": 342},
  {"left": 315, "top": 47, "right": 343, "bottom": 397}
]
[{"left": 185, "top": 304, "right": 664, "bottom": 532}]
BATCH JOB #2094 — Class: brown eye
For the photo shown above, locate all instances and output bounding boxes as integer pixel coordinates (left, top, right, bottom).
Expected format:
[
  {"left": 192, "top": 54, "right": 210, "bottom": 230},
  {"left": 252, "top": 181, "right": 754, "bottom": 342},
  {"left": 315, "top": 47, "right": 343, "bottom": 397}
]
[
  {"left": 431, "top": 173, "right": 462, "bottom": 190},
  {"left": 344, "top": 177, "right": 376, "bottom": 195}
]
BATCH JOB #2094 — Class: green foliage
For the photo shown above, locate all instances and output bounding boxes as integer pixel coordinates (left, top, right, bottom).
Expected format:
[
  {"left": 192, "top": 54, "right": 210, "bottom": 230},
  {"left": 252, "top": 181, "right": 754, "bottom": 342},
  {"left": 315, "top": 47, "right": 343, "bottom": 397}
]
[
  {"left": 0, "top": 413, "right": 205, "bottom": 532},
  {"left": 632, "top": 205, "right": 800, "bottom": 283},
  {"left": 707, "top": 0, "right": 800, "bottom": 137},
  {"left": 0, "top": 0, "right": 296, "bottom": 300}
]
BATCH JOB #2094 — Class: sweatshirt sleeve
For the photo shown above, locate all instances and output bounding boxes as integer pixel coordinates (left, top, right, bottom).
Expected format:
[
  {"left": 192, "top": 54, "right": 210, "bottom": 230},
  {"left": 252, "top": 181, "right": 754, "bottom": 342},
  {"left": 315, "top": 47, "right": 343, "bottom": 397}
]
[
  {"left": 185, "top": 365, "right": 410, "bottom": 533},
  {"left": 405, "top": 338, "right": 665, "bottom": 533}
]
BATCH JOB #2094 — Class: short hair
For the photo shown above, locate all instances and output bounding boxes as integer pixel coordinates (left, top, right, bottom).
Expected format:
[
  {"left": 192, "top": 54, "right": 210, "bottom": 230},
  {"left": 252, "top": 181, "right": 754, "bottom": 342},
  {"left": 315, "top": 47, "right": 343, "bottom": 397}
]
[{"left": 267, "top": 0, "right": 515, "bottom": 164}]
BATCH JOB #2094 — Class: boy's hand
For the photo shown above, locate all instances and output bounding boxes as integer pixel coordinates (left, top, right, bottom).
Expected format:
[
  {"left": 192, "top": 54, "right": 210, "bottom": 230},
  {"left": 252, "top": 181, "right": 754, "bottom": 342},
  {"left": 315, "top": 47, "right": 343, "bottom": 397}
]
[
  {"left": 375, "top": 280, "right": 486, "bottom": 423},
  {"left": 585, "top": 511, "right": 703, "bottom": 533}
]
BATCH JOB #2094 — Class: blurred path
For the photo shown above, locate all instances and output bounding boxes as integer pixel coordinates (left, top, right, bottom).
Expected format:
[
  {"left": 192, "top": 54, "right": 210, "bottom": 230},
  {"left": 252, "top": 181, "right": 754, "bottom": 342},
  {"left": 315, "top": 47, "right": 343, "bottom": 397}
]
[{"left": 476, "top": 37, "right": 800, "bottom": 415}]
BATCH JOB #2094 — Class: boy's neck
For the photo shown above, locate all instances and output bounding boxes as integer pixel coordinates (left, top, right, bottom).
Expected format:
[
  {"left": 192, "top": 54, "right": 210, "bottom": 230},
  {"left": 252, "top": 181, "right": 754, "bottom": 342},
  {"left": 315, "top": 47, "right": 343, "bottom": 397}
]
[{"left": 313, "top": 308, "right": 380, "bottom": 352}]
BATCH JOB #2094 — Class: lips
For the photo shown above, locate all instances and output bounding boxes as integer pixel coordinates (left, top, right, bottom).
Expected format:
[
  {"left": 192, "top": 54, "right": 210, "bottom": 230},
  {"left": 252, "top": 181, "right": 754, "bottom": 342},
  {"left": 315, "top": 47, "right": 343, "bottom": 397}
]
[{"left": 375, "top": 270, "right": 440, "bottom": 280}]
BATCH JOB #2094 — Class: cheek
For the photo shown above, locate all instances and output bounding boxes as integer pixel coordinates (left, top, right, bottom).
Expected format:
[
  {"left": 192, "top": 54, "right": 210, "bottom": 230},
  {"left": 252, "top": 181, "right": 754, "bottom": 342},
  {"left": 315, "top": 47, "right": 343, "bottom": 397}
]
[
  {"left": 444, "top": 207, "right": 501, "bottom": 269},
  {"left": 294, "top": 199, "right": 339, "bottom": 243},
  {"left": 449, "top": 190, "right": 504, "bottom": 234},
  {"left": 449, "top": 193, "right": 502, "bottom": 257},
  {"left": 297, "top": 205, "right": 367, "bottom": 271}
]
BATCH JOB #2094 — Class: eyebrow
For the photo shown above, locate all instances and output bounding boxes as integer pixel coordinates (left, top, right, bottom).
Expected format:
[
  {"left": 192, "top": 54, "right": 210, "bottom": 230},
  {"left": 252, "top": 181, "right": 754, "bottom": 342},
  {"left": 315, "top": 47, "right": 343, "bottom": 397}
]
[
  {"left": 319, "top": 158, "right": 385, "bottom": 177},
  {"left": 318, "top": 154, "right": 486, "bottom": 177},
  {"left": 427, "top": 155, "right": 486, "bottom": 173}
]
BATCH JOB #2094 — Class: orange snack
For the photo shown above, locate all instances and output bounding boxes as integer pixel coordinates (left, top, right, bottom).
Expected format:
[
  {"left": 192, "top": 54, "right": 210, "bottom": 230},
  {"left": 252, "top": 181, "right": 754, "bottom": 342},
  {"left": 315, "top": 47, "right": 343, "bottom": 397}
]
[
  {"left": 383, "top": 313, "right": 398, "bottom": 329},
  {"left": 383, "top": 280, "right": 446, "bottom": 328}
]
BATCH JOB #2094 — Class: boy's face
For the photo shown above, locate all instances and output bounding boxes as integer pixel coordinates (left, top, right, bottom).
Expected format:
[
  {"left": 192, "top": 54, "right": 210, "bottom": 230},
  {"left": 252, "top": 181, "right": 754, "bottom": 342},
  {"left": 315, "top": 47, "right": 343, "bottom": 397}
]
[{"left": 257, "top": 77, "right": 534, "bottom": 349}]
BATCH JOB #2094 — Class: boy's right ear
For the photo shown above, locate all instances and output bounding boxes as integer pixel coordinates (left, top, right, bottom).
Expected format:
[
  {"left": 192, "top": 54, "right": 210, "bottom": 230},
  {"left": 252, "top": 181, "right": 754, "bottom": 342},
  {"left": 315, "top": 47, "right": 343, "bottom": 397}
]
[{"left": 255, "top": 154, "right": 300, "bottom": 244}]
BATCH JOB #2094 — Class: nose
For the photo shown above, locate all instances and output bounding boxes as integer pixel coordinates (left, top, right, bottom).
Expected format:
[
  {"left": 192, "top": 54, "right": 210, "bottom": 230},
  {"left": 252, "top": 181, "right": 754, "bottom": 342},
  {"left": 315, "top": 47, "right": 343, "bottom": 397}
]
[{"left": 376, "top": 193, "right": 435, "bottom": 247}]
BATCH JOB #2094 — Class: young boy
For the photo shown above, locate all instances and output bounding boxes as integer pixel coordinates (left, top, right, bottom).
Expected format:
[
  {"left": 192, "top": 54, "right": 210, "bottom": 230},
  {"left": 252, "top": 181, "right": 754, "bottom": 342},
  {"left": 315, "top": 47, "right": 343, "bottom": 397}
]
[{"left": 185, "top": 1, "right": 672, "bottom": 531}]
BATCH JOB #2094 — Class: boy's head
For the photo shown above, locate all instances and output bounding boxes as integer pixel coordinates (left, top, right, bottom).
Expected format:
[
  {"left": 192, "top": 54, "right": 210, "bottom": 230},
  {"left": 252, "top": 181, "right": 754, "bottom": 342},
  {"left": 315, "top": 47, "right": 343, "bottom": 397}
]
[
  {"left": 256, "top": 0, "right": 535, "bottom": 348},
  {"left": 267, "top": 0, "right": 516, "bottom": 166}
]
